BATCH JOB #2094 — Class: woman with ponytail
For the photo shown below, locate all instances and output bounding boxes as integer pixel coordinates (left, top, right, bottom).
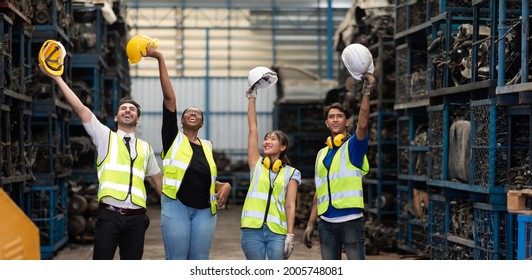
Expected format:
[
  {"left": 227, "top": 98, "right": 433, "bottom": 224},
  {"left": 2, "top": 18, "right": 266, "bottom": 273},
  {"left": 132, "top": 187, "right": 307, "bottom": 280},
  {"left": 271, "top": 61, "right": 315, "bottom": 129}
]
[{"left": 240, "top": 68, "right": 301, "bottom": 260}]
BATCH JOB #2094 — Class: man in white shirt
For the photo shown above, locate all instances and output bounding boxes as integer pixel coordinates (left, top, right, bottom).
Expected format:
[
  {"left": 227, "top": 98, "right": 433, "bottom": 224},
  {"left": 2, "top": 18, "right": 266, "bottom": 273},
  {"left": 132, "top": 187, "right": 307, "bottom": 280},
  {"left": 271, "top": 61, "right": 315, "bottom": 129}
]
[{"left": 39, "top": 65, "right": 163, "bottom": 260}]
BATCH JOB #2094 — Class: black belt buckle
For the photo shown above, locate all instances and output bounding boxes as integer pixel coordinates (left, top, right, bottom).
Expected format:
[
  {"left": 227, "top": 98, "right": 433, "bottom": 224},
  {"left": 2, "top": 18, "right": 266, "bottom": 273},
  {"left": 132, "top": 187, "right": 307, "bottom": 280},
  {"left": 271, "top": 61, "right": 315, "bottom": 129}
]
[{"left": 99, "top": 203, "right": 146, "bottom": 216}]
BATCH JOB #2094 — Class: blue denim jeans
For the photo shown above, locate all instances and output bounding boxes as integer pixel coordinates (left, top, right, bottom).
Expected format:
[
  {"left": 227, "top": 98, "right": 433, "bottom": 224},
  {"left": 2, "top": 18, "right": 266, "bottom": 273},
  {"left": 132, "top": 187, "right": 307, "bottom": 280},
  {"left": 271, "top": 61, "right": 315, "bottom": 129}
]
[
  {"left": 241, "top": 226, "right": 286, "bottom": 260},
  {"left": 317, "top": 217, "right": 365, "bottom": 260},
  {"left": 160, "top": 195, "right": 217, "bottom": 260}
]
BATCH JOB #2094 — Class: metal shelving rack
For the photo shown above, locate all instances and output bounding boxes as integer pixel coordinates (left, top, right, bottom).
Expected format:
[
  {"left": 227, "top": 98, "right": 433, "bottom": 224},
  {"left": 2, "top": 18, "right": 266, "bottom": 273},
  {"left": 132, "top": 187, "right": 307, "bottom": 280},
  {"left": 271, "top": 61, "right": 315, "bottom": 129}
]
[
  {"left": 26, "top": 0, "right": 74, "bottom": 259},
  {"left": 363, "top": 36, "right": 397, "bottom": 226},
  {"left": 392, "top": 0, "right": 530, "bottom": 259},
  {"left": 273, "top": 102, "right": 330, "bottom": 179},
  {"left": 30, "top": 98, "right": 72, "bottom": 259},
  {"left": 393, "top": 0, "right": 434, "bottom": 255},
  {"left": 421, "top": 0, "right": 526, "bottom": 259},
  {"left": 0, "top": 7, "right": 33, "bottom": 211},
  {"left": 395, "top": 109, "right": 430, "bottom": 255}
]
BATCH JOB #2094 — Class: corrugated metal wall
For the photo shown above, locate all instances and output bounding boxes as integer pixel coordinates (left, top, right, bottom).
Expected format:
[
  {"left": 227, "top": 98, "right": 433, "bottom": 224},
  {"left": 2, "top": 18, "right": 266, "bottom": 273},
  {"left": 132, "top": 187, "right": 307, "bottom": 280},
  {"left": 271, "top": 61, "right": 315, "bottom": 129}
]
[
  {"left": 131, "top": 77, "right": 276, "bottom": 165},
  {"left": 125, "top": 2, "right": 348, "bottom": 79}
]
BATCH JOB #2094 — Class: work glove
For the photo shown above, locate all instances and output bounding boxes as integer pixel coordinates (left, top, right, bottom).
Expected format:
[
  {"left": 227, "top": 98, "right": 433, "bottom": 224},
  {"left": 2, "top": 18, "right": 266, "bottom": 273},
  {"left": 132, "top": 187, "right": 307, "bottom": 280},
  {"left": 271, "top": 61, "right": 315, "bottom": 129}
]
[
  {"left": 303, "top": 222, "right": 314, "bottom": 249},
  {"left": 284, "top": 233, "right": 295, "bottom": 259},
  {"left": 362, "top": 73, "right": 376, "bottom": 96},
  {"left": 245, "top": 86, "right": 257, "bottom": 99}
]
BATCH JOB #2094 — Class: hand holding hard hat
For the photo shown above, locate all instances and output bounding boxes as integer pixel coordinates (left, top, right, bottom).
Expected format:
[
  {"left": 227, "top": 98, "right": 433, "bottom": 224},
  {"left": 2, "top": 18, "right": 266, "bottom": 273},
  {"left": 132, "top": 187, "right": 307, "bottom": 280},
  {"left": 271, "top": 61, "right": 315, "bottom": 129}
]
[
  {"left": 341, "top": 43, "right": 375, "bottom": 95},
  {"left": 245, "top": 66, "right": 278, "bottom": 99},
  {"left": 126, "top": 34, "right": 160, "bottom": 64},
  {"left": 341, "top": 43, "right": 374, "bottom": 80},
  {"left": 39, "top": 40, "right": 66, "bottom": 76}
]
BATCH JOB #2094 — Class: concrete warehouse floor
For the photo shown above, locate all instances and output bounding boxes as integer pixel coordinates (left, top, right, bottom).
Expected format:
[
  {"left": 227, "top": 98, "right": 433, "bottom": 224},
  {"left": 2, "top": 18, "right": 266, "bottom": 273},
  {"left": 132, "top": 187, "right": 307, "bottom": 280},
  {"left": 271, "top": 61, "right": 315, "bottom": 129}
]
[{"left": 53, "top": 203, "right": 403, "bottom": 260}]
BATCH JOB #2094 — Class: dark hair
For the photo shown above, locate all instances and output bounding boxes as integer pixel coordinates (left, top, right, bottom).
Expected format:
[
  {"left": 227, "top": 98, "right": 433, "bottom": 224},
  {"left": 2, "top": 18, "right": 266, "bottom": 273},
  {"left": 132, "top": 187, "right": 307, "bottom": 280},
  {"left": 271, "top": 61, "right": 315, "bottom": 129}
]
[
  {"left": 117, "top": 97, "right": 141, "bottom": 117},
  {"left": 264, "top": 130, "right": 291, "bottom": 166},
  {"left": 181, "top": 106, "right": 204, "bottom": 119},
  {"left": 323, "top": 102, "right": 349, "bottom": 119}
]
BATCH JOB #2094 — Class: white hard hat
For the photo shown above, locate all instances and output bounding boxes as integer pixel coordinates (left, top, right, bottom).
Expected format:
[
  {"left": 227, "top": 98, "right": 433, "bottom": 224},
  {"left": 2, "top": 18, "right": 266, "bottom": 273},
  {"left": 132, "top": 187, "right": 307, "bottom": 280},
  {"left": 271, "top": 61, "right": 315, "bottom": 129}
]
[
  {"left": 341, "top": 43, "right": 374, "bottom": 80},
  {"left": 248, "top": 66, "right": 278, "bottom": 89}
]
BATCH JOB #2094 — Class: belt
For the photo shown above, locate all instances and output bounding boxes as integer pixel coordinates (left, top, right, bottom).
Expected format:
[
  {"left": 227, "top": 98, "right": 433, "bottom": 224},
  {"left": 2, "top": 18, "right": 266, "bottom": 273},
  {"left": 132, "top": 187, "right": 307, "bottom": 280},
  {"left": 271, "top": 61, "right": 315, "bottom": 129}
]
[{"left": 99, "top": 203, "right": 146, "bottom": 216}]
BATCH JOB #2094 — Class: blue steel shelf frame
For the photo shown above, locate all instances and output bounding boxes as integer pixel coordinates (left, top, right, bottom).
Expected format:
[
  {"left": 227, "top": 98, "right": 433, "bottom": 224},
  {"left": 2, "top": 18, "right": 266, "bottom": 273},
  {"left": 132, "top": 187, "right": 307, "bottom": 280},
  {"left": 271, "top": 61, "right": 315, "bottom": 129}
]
[
  {"left": 428, "top": 6, "right": 497, "bottom": 92},
  {"left": 394, "top": 0, "right": 528, "bottom": 260},
  {"left": 27, "top": 182, "right": 69, "bottom": 260},
  {"left": 30, "top": 97, "right": 72, "bottom": 260},
  {"left": 427, "top": 98, "right": 507, "bottom": 203},
  {"left": 31, "top": 99, "right": 72, "bottom": 186},
  {"left": 396, "top": 107, "right": 430, "bottom": 255},
  {"left": 496, "top": 0, "right": 532, "bottom": 104},
  {"left": 31, "top": 0, "right": 72, "bottom": 43},
  {"left": 363, "top": 37, "right": 397, "bottom": 226},
  {"left": 517, "top": 214, "right": 532, "bottom": 259}
]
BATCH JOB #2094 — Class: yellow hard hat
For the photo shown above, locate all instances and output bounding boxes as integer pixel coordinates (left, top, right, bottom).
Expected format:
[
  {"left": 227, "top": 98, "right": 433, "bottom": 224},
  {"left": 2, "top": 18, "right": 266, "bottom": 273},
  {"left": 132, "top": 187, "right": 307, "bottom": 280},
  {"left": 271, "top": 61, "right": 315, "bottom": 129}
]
[
  {"left": 38, "top": 40, "right": 66, "bottom": 76},
  {"left": 126, "top": 34, "right": 160, "bottom": 64}
]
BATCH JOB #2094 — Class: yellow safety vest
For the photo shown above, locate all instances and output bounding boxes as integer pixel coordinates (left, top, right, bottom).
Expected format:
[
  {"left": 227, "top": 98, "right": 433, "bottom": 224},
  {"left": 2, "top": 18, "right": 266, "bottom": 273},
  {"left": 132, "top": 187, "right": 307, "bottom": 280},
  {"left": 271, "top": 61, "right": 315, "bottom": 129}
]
[
  {"left": 241, "top": 157, "right": 296, "bottom": 235},
  {"left": 314, "top": 139, "right": 369, "bottom": 216},
  {"left": 162, "top": 131, "right": 218, "bottom": 214},
  {"left": 97, "top": 132, "right": 151, "bottom": 208}
]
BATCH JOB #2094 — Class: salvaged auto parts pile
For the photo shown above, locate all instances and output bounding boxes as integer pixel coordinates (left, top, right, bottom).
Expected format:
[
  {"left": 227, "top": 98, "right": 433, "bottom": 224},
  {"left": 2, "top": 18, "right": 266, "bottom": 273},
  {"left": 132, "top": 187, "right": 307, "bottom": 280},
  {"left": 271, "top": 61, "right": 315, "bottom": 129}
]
[{"left": 428, "top": 15, "right": 529, "bottom": 88}]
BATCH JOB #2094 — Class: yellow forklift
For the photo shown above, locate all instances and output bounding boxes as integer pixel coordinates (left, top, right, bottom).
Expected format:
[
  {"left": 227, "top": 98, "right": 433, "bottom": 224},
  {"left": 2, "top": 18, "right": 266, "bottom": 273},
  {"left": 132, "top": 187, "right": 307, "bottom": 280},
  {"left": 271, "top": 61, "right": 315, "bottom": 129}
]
[{"left": 0, "top": 188, "right": 40, "bottom": 259}]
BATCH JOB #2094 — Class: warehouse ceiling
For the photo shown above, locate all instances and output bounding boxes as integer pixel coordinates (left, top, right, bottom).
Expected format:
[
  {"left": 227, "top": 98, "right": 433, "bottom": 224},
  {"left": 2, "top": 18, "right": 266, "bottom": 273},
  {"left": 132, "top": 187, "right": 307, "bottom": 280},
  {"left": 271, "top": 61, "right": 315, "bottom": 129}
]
[
  {"left": 123, "top": 0, "right": 355, "bottom": 78},
  {"left": 123, "top": 0, "right": 354, "bottom": 9}
]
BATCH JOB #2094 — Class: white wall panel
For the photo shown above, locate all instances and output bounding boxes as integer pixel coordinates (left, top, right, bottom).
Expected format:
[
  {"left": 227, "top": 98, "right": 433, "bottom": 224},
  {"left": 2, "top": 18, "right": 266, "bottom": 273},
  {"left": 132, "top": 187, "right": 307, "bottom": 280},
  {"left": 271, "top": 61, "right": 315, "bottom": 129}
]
[{"left": 131, "top": 77, "right": 275, "bottom": 164}]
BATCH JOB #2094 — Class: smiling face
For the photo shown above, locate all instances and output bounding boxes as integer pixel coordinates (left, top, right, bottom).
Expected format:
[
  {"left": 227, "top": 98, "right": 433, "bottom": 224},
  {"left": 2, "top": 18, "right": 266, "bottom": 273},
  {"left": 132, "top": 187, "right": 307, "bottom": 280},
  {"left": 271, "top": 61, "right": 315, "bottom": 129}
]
[
  {"left": 181, "top": 106, "right": 204, "bottom": 130},
  {"left": 115, "top": 102, "right": 140, "bottom": 128},
  {"left": 325, "top": 108, "right": 348, "bottom": 136},
  {"left": 262, "top": 131, "right": 287, "bottom": 158}
]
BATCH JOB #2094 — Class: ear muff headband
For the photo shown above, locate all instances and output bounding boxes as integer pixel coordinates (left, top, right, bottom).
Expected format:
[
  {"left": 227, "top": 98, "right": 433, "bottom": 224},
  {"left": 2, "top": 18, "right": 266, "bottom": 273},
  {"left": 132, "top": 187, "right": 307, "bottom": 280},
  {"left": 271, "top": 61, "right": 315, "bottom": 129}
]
[
  {"left": 326, "top": 134, "right": 348, "bottom": 149},
  {"left": 262, "top": 156, "right": 283, "bottom": 173}
]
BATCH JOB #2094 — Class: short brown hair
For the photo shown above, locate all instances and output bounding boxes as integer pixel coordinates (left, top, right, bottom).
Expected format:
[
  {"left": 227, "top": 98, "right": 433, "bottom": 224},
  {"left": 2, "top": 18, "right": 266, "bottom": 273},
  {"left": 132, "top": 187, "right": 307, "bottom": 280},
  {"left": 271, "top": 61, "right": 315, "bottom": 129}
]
[
  {"left": 117, "top": 97, "right": 141, "bottom": 117},
  {"left": 323, "top": 102, "right": 349, "bottom": 119}
]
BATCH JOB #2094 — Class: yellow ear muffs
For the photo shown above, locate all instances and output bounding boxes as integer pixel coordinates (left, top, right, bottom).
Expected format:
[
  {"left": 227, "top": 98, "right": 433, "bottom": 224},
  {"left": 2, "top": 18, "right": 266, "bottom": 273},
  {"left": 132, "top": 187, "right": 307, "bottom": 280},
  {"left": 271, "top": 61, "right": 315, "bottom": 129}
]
[
  {"left": 262, "top": 156, "right": 283, "bottom": 173},
  {"left": 326, "top": 134, "right": 347, "bottom": 149}
]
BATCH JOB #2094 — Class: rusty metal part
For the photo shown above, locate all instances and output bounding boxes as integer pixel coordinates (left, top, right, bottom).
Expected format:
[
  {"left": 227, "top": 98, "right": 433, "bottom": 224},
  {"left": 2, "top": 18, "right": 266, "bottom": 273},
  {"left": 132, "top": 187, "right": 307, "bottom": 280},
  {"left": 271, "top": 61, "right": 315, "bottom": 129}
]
[{"left": 68, "top": 194, "right": 88, "bottom": 215}]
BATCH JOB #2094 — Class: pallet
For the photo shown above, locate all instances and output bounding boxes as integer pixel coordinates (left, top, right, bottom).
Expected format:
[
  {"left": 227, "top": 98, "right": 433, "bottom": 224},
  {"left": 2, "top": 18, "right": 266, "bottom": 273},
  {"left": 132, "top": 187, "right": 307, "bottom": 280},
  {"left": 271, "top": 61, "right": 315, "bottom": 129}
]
[{"left": 507, "top": 189, "right": 532, "bottom": 214}]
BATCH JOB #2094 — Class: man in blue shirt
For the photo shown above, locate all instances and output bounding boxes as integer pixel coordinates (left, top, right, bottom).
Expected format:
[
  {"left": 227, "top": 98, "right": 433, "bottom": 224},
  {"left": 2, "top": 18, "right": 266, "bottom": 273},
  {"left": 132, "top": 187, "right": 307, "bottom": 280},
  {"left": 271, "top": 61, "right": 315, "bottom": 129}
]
[{"left": 303, "top": 72, "right": 375, "bottom": 260}]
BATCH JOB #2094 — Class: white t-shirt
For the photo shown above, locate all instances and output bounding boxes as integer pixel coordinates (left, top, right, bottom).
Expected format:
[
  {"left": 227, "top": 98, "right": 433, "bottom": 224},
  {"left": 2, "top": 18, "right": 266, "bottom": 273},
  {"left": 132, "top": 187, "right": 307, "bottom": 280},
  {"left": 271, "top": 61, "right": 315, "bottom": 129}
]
[{"left": 83, "top": 114, "right": 160, "bottom": 209}]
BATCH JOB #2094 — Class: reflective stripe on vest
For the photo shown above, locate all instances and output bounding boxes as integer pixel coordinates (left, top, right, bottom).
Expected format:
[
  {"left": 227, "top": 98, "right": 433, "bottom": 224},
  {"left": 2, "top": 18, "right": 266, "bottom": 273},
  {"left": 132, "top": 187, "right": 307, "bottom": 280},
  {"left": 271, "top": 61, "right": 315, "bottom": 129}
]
[
  {"left": 241, "top": 157, "right": 296, "bottom": 235},
  {"left": 97, "top": 132, "right": 150, "bottom": 208},
  {"left": 162, "top": 131, "right": 218, "bottom": 214},
  {"left": 314, "top": 140, "right": 369, "bottom": 216}
]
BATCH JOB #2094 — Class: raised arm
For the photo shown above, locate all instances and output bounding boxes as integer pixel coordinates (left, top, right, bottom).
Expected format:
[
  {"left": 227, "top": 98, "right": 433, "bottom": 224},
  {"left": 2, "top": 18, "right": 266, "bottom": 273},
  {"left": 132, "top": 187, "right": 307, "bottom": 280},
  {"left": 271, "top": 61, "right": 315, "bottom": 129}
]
[
  {"left": 356, "top": 73, "right": 375, "bottom": 141},
  {"left": 247, "top": 93, "right": 260, "bottom": 170},
  {"left": 143, "top": 43, "right": 176, "bottom": 112},
  {"left": 38, "top": 65, "right": 92, "bottom": 123}
]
